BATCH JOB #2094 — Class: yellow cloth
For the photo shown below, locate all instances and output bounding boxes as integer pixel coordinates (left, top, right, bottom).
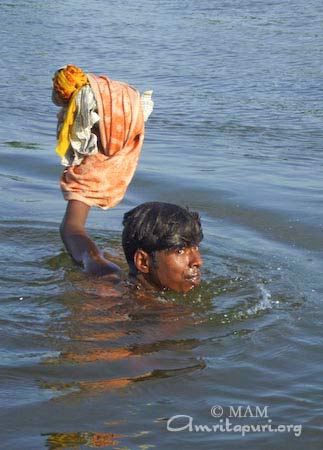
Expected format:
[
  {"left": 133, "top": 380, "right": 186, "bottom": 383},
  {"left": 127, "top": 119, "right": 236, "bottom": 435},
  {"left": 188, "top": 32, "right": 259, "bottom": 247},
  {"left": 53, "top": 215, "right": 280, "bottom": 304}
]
[
  {"left": 53, "top": 65, "right": 89, "bottom": 157},
  {"left": 55, "top": 89, "right": 81, "bottom": 158}
]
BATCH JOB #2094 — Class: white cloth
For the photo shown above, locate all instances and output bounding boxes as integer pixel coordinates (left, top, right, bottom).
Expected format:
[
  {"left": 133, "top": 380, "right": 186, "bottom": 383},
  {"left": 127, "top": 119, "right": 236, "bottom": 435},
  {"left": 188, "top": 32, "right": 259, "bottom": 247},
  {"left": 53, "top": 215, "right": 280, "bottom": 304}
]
[
  {"left": 141, "top": 90, "right": 154, "bottom": 122},
  {"left": 61, "top": 85, "right": 100, "bottom": 166}
]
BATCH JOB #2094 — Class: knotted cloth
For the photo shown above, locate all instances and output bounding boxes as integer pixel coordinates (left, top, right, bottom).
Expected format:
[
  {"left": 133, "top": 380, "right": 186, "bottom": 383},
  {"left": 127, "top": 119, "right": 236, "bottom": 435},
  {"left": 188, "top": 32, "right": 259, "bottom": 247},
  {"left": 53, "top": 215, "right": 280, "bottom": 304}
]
[
  {"left": 53, "top": 64, "right": 88, "bottom": 102},
  {"left": 60, "top": 74, "right": 145, "bottom": 210}
]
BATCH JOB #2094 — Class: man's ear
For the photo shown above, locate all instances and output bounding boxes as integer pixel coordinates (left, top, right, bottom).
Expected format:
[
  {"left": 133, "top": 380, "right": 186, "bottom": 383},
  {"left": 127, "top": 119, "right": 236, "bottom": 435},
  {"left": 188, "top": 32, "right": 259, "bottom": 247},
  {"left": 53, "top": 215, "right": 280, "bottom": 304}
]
[{"left": 134, "top": 249, "right": 150, "bottom": 274}]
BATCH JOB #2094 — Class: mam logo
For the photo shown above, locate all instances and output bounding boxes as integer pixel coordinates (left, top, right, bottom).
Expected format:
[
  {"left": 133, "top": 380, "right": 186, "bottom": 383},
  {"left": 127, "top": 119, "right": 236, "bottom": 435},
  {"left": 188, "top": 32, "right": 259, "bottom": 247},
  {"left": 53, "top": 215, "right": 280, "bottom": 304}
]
[{"left": 229, "top": 406, "right": 269, "bottom": 418}]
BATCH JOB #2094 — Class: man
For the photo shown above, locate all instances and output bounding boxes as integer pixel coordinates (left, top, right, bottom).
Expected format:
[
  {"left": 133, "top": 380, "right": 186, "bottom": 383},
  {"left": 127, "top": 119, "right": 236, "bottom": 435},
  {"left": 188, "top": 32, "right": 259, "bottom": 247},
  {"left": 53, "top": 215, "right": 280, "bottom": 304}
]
[{"left": 60, "top": 200, "right": 203, "bottom": 293}]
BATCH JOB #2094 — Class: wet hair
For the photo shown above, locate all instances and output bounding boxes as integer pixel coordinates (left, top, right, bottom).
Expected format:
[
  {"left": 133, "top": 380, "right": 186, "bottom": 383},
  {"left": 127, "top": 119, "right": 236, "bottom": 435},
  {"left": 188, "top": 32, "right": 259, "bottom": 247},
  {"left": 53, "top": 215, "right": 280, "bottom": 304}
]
[{"left": 122, "top": 202, "right": 203, "bottom": 274}]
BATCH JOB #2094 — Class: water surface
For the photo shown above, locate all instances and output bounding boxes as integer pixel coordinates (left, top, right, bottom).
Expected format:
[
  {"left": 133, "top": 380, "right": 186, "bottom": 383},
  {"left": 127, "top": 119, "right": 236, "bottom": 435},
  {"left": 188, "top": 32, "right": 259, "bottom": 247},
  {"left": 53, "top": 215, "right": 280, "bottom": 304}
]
[{"left": 0, "top": 0, "right": 322, "bottom": 448}]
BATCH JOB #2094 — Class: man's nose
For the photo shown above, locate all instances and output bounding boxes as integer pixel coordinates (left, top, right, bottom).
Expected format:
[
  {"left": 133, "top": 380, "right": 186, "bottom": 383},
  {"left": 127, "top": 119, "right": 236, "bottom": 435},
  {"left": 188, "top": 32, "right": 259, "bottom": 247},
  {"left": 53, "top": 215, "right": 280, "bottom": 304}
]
[{"left": 189, "top": 248, "right": 203, "bottom": 268}]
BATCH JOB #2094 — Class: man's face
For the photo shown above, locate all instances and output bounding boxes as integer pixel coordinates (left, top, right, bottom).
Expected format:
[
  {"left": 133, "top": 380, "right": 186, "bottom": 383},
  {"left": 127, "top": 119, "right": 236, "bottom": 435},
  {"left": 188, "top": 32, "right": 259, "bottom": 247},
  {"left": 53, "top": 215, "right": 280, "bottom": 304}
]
[{"left": 147, "top": 246, "right": 203, "bottom": 293}]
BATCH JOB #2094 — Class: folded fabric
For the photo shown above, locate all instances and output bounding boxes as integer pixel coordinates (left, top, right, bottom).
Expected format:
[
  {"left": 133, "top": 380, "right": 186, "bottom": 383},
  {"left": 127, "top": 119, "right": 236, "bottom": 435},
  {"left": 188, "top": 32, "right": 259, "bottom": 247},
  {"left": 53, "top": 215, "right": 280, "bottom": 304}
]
[{"left": 60, "top": 74, "right": 145, "bottom": 210}]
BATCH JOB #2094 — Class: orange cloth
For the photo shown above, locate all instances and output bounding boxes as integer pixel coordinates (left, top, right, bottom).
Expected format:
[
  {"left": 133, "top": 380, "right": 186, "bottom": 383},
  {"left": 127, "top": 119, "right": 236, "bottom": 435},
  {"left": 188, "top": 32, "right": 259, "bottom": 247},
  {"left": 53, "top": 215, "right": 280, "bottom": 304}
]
[{"left": 60, "top": 74, "right": 144, "bottom": 209}]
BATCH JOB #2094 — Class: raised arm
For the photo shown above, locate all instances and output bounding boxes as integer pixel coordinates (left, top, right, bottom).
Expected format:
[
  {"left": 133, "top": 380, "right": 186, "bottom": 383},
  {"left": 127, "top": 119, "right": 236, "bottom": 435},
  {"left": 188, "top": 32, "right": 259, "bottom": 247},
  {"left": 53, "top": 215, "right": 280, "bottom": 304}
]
[{"left": 60, "top": 200, "right": 121, "bottom": 277}]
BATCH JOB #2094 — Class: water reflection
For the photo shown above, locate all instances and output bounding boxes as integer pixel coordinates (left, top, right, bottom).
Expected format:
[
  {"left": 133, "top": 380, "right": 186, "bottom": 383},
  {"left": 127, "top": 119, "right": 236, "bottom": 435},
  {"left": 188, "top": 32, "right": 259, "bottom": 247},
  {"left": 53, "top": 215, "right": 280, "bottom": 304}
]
[
  {"left": 39, "top": 274, "right": 273, "bottom": 403},
  {"left": 44, "top": 431, "right": 123, "bottom": 449},
  {"left": 41, "top": 362, "right": 206, "bottom": 399},
  {"left": 40, "top": 277, "right": 210, "bottom": 400}
]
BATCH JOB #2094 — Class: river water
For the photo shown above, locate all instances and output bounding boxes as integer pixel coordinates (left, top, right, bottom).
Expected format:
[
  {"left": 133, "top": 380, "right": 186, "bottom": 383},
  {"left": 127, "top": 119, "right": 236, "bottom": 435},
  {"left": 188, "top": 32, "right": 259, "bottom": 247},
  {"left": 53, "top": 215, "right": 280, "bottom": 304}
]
[{"left": 0, "top": 0, "right": 322, "bottom": 448}]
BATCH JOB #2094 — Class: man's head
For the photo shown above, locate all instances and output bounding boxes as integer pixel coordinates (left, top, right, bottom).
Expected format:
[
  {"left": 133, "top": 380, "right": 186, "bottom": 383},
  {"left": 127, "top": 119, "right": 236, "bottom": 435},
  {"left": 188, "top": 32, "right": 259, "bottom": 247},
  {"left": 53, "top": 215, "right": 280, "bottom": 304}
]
[{"left": 122, "top": 202, "right": 203, "bottom": 293}]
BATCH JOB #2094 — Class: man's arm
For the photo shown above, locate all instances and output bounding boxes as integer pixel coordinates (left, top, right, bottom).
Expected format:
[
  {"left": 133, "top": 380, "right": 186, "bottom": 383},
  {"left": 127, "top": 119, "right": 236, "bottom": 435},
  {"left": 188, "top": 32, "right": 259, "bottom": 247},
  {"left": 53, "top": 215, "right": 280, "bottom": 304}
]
[{"left": 60, "top": 200, "right": 121, "bottom": 277}]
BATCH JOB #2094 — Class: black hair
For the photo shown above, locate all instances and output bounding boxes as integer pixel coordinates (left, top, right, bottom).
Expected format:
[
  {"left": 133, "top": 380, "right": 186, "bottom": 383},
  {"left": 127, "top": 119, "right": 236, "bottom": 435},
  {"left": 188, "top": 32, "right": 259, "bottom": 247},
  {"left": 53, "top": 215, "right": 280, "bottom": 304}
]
[{"left": 122, "top": 202, "right": 203, "bottom": 274}]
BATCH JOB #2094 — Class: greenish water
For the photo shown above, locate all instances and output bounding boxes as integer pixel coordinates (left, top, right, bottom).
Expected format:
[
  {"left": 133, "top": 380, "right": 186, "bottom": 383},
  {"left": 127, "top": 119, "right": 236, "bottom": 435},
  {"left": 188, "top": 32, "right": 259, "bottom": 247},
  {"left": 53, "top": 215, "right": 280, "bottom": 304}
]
[{"left": 0, "top": 0, "right": 322, "bottom": 448}]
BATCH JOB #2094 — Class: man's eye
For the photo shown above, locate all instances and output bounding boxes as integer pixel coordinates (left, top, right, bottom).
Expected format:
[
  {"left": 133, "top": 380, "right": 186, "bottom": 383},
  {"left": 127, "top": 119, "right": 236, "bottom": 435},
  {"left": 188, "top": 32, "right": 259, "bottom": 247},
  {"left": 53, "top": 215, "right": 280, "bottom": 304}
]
[{"left": 175, "top": 248, "right": 185, "bottom": 255}]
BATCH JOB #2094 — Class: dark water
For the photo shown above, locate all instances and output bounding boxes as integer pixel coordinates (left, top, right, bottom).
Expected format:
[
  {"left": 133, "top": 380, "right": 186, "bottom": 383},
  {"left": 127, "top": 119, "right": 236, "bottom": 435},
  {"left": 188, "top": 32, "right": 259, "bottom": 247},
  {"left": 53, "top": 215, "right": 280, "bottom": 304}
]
[{"left": 0, "top": 0, "right": 322, "bottom": 448}]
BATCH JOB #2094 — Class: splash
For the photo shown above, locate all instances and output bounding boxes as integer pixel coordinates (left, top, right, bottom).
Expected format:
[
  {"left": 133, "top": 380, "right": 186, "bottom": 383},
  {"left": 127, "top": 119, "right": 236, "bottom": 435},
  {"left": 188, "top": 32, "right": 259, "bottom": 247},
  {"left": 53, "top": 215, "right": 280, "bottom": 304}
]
[{"left": 246, "top": 284, "right": 272, "bottom": 315}]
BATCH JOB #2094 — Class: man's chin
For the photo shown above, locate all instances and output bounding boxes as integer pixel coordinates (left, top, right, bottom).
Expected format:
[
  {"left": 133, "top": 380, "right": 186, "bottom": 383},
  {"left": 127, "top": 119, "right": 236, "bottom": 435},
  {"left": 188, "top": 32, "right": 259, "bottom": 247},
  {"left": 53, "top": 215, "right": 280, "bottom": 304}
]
[{"left": 181, "top": 275, "right": 201, "bottom": 292}]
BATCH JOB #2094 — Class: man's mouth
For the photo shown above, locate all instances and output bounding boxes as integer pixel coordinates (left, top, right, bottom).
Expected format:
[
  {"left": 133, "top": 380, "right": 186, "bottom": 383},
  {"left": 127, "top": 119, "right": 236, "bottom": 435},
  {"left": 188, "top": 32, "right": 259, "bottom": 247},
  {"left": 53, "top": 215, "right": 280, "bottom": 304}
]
[{"left": 185, "top": 271, "right": 201, "bottom": 286}]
